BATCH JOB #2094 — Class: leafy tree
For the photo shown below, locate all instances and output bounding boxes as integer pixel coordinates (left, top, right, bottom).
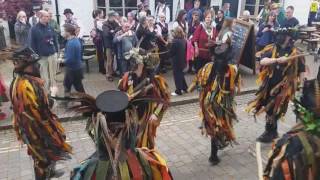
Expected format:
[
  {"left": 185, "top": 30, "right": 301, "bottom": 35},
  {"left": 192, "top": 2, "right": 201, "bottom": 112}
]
[{"left": 0, "top": 0, "right": 43, "bottom": 19}]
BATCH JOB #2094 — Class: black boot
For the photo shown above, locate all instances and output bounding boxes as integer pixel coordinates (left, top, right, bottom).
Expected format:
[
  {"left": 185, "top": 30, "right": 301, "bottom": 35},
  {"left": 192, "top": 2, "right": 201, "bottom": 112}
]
[
  {"left": 48, "top": 169, "right": 64, "bottom": 178},
  {"left": 257, "top": 122, "right": 278, "bottom": 143},
  {"left": 48, "top": 97, "right": 55, "bottom": 109},
  {"left": 46, "top": 163, "right": 65, "bottom": 179},
  {"left": 209, "top": 139, "right": 220, "bottom": 165}
]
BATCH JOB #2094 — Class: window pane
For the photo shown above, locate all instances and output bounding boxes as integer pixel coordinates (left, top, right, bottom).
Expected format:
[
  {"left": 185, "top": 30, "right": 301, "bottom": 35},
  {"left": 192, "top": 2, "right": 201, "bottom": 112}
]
[
  {"left": 110, "top": 8, "right": 124, "bottom": 16},
  {"left": 155, "top": 0, "right": 173, "bottom": 21},
  {"left": 125, "top": 8, "right": 137, "bottom": 16},
  {"left": 245, "top": 5, "right": 255, "bottom": 15},
  {"left": 99, "top": 8, "right": 106, "bottom": 18},
  {"left": 245, "top": 0, "right": 256, "bottom": 5},
  {"left": 259, "top": 0, "right": 265, "bottom": 6},
  {"left": 110, "top": 0, "right": 122, "bottom": 7},
  {"left": 97, "top": 0, "right": 106, "bottom": 7},
  {"left": 259, "top": 5, "right": 264, "bottom": 13},
  {"left": 125, "top": 0, "right": 137, "bottom": 7}
]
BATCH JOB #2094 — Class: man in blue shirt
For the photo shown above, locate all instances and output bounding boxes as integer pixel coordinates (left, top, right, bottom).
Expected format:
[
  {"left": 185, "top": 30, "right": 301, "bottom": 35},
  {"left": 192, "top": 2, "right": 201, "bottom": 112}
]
[
  {"left": 187, "top": 0, "right": 203, "bottom": 24},
  {"left": 63, "top": 24, "right": 85, "bottom": 97},
  {"left": 29, "top": 10, "right": 58, "bottom": 95}
]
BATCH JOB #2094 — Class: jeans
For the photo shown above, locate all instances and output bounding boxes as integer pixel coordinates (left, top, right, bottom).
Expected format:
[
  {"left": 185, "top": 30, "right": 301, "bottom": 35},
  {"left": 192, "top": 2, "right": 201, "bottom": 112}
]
[
  {"left": 308, "top": 12, "right": 317, "bottom": 26},
  {"left": 120, "top": 58, "right": 129, "bottom": 75}
]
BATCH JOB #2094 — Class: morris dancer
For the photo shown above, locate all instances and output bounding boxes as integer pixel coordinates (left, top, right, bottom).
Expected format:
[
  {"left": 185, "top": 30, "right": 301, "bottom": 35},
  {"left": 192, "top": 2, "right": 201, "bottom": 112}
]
[
  {"left": 8, "top": 47, "right": 72, "bottom": 179},
  {"left": 188, "top": 40, "right": 241, "bottom": 165},
  {"left": 70, "top": 90, "right": 172, "bottom": 180},
  {"left": 264, "top": 78, "right": 320, "bottom": 179},
  {"left": 118, "top": 47, "right": 170, "bottom": 149},
  {"left": 247, "top": 28, "right": 306, "bottom": 143}
]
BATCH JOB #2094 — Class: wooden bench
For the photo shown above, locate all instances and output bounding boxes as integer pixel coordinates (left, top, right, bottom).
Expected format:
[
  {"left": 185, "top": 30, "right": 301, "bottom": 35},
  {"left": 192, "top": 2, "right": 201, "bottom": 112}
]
[
  {"left": 304, "top": 33, "right": 320, "bottom": 51},
  {"left": 299, "top": 32, "right": 309, "bottom": 43}
]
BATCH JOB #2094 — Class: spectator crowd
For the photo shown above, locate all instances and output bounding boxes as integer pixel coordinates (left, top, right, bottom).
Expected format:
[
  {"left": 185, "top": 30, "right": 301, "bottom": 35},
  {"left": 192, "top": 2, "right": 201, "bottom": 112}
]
[{"left": 5, "top": 0, "right": 318, "bottom": 102}]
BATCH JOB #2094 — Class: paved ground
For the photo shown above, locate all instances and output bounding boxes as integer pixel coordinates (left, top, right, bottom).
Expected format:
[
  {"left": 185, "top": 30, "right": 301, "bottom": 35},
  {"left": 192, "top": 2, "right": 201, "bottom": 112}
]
[{"left": 0, "top": 94, "right": 298, "bottom": 180}]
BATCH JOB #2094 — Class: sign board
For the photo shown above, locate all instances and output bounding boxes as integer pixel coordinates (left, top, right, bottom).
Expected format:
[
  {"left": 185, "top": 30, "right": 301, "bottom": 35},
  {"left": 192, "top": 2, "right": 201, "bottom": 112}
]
[{"left": 231, "top": 19, "right": 256, "bottom": 74}]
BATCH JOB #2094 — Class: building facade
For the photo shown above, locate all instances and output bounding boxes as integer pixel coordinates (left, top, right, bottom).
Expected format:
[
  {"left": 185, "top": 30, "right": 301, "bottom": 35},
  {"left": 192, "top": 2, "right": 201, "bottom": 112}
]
[{"left": 46, "top": 0, "right": 310, "bottom": 36}]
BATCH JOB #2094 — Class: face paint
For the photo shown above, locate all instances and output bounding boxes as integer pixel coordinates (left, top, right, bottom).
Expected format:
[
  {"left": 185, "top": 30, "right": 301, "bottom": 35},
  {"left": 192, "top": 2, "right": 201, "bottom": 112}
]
[
  {"left": 275, "top": 33, "right": 287, "bottom": 47},
  {"left": 213, "top": 43, "right": 232, "bottom": 75}
]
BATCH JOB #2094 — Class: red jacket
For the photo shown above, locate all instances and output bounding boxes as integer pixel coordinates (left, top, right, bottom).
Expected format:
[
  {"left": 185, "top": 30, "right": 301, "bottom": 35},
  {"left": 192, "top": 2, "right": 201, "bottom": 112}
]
[{"left": 191, "top": 24, "right": 217, "bottom": 60}]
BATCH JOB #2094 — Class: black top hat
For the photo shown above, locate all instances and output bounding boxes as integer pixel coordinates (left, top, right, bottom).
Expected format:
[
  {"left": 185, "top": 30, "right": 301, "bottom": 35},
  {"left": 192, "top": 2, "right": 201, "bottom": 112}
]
[
  {"left": 96, "top": 90, "right": 129, "bottom": 123},
  {"left": 63, "top": 8, "right": 74, "bottom": 15},
  {"left": 13, "top": 47, "right": 40, "bottom": 62},
  {"left": 96, "top": 90, "right": 129, "bottom": 113}
]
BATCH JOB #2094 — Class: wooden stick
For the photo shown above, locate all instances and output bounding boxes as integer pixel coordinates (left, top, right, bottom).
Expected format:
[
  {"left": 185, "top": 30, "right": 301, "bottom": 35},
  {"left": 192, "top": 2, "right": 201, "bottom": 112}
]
[
  {"left": 282, "top": 53, "right": 310, "bottom": 61},
  {"left": 256, "top": 142, "right": 264, "bottom": 180}
]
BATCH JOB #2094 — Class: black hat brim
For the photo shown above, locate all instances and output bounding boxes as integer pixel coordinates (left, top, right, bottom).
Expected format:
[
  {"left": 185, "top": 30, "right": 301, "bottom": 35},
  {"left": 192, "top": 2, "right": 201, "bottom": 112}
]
[{"left": 96, "top": 90, "right": 129, "bottom": 113}]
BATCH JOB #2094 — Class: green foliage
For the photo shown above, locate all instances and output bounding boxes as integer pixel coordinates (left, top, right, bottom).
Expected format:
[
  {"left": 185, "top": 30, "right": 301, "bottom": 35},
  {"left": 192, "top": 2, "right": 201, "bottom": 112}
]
[{"left": 295, "top": 101, "right": 320, "bottom": 136}]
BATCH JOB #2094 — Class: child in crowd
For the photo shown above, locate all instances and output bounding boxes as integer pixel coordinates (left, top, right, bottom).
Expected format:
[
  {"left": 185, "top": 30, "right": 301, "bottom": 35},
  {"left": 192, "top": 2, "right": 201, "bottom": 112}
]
[{"left": 63, "top": 24, "right": 85, "bottom": 97}]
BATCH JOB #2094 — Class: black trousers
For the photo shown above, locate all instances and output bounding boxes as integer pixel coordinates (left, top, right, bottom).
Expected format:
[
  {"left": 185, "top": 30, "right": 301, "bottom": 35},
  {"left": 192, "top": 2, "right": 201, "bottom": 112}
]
[
  {"left": 172, "top": 61, "right": 188, "bottom": 92},
  {"left": 210, "top": 138, "right": 218, "bottom": 158},
  {"left": 194, "top": 57, "right": 209, "bottom": 72},
  {"left": 96, "top": 42, "right": 105, "bottom": 73},
  {"left": 64, "top": 68, "right": 85, "bottom": 93},
  {"left": 265, "top": 106, "right": 278, "bottom": 132}
]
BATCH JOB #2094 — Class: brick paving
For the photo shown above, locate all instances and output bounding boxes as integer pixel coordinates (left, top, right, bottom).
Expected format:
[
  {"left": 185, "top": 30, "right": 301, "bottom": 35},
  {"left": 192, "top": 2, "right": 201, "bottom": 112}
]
[{"left": 0, "top": 94, "right": 298, "bottom": 180}]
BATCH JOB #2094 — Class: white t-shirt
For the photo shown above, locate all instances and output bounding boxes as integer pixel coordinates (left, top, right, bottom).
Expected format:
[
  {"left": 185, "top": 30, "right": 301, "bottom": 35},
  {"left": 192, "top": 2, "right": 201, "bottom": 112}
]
[{"left": 28, "top": 15, "right": 39, "bottom": 27}]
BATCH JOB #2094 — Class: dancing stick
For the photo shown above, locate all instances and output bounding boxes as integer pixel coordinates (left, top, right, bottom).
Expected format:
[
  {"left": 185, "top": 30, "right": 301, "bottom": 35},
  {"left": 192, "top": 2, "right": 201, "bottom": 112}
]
[
  {"left": 281, "top": 53, "right": 310, "bottom": 62},
  {"left": 256, "top": 142, "right": 264, "bottom": 180}
]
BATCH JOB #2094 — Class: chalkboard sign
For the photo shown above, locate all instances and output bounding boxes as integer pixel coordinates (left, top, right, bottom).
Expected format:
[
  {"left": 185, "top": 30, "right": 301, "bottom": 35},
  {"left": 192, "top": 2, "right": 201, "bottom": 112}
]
[{"left": 231, "top": 19, "right": 256, "bottom": 74}]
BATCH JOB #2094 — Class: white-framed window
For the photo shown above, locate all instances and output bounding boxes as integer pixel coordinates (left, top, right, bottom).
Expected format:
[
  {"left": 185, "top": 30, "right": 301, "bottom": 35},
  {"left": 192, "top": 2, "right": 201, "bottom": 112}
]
[
  {"left": 97, "top": 0, "right": 138, "bottom": 16},
  {"left": 244, "top": 0, "right": 264, "bottom": 16}
]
